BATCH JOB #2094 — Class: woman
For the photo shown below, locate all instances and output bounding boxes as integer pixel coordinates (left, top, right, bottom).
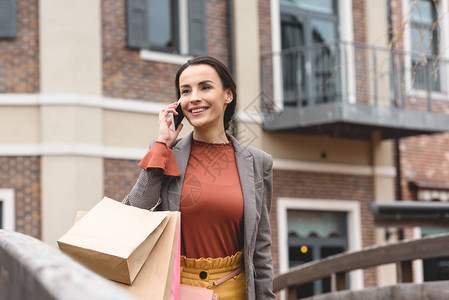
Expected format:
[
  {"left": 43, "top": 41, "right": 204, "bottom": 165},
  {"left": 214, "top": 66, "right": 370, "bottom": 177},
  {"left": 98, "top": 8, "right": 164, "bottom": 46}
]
[{"left": 129, "top": 56, "right": 275, "bottom": 299}]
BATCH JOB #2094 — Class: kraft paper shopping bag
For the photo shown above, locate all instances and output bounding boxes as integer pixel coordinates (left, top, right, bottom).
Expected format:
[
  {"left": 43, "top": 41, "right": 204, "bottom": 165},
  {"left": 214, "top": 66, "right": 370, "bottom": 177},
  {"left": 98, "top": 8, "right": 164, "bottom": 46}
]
[
  {"left": 58, "top": 197, "right": 170, "bottom": 285},
  {"left": 114, "top": 212, "right": 181, "bottom": 300}
]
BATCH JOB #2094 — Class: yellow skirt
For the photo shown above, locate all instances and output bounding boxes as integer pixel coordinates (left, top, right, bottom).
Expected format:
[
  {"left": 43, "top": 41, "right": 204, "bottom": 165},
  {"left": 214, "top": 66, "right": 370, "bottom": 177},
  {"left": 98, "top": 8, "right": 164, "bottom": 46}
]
[{"left": 180, "top": 251, "right": 246, "bottom": 300}]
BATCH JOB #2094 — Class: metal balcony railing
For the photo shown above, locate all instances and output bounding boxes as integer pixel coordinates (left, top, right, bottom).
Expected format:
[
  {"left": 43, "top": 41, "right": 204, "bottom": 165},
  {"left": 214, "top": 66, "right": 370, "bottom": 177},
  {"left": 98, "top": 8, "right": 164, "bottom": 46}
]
[
  {"left": 261, "top": 40, "right": 449, "bottom": 112},
  {"left": 260, "top": 41, "right": 449, "bottom": 139}
]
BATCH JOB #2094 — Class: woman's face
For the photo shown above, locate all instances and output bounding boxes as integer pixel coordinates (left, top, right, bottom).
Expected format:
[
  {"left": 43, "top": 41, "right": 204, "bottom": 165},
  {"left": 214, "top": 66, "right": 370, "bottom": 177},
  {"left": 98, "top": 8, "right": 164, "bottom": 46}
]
[{"left": 178, "top": 64, "right": 233, "bottom": 132}]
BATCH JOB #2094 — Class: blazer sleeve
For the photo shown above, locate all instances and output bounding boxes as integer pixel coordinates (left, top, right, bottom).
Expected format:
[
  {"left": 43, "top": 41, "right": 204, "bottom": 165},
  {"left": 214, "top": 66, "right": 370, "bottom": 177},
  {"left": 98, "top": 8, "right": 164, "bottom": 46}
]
[
  {"left": 254, "top": 154, "right": 276, "bottom": 299},
  {"left": 128, "top": 140, "right": 178, "bottom": 210}
]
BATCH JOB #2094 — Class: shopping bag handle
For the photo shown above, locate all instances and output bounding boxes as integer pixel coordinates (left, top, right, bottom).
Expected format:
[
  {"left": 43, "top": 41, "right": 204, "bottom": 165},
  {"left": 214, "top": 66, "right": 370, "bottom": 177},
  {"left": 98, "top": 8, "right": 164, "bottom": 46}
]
[{"left": 121, "top": 195, "right": 162, "bottom": 212}]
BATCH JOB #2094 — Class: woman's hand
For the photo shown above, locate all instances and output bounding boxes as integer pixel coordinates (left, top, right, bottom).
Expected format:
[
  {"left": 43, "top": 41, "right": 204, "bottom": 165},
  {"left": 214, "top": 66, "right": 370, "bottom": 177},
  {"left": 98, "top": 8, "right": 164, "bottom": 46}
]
[{"left": 157, "top": 101, "right": 184, "bottom": 146}]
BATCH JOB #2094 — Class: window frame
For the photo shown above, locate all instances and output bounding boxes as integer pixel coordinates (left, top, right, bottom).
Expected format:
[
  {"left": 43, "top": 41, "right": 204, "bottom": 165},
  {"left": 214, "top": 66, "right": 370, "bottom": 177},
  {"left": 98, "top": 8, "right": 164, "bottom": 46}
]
[
  {"left": 139, "top": 0, "right": 193, "bottom": 64},
  {"left": 277, "top": 197, "right": 363, "bottom": 299},
  {"left": 279, "top": 3, "right": 340, "bottom": 107},
  {"left": 270, "top": 0, "right": 356, "bottom": 112},
  {"left": 0, "top": 189, "right": 15, "bottom": 231},
  {"left": 403, "top": 0, "right": 449, "bottom": 98}
]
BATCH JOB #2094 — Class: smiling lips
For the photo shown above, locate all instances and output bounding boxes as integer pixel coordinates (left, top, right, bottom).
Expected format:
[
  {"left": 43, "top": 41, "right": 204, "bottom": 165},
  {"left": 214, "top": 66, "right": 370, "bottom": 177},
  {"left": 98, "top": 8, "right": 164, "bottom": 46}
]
[{"left": 189, "top": 106, "right": 209, "bottom": 116}]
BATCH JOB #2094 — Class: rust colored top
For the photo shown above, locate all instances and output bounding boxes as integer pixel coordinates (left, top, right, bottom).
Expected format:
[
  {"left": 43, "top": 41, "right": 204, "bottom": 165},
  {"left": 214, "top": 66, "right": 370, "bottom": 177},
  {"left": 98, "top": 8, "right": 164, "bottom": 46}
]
[{"left": 139, "top": 140, "right": 244, "bottom": 258}]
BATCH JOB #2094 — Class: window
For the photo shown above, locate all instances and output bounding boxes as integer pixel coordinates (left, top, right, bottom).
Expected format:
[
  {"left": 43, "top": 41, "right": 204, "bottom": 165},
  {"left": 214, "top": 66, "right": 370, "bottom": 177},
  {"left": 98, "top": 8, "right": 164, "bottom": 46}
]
[
  {"left": 288, "top": 210, "right": 348, "bottom": 298},
  {"left": 0, "top": 189, "right": 15, "bottom": 231},
  {"left": 409, "top": 0, "right": 440, "bottom": 91},
  {"left": 0, "top": 0, "right": 17, "bottom": 38},
  {"left": 277, "top": 198, "right": 363, "bottom": 299},
  {"left": 280, "top": 0, "right": 339, "bottom": 106},
  {"left": 127, "top": 0, "right": 207, "bottom": 57}
]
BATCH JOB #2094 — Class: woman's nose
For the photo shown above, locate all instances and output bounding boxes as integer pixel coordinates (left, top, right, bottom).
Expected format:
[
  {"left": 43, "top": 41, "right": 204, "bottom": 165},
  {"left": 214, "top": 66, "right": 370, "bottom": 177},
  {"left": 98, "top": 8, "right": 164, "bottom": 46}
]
[{"left": 189, "top": 89, "right": 201, "bottom": 102}]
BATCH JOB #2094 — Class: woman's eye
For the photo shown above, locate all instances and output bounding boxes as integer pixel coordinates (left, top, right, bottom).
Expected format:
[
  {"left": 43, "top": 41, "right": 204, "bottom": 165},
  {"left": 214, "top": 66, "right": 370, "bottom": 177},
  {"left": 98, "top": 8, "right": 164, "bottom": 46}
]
[
  {"left": 181, "top": 89, "right": 190, "bottom": 94},
  {"left": 201, "top": 85, "right": 211, "bottom": 90}
]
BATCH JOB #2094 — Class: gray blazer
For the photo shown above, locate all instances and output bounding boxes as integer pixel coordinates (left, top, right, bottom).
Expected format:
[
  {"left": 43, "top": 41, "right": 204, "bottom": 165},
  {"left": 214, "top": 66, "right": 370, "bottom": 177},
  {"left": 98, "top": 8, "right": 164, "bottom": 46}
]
[{"left": 129, "top": 132, "right": 275, "bottom": 299}]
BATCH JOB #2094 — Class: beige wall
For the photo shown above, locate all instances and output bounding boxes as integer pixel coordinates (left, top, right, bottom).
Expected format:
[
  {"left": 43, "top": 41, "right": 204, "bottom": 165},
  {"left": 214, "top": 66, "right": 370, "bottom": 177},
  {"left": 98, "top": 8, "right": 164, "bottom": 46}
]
[
  {"left": 233, "top": 0, "right": 261, "bottom": 126},
  {"left": 39, "top": 0, "right": 101, "bottom": 95},
  {"left": 0, "top": 107, "right": 40, "bottom": 144},
  {"left": 365, "top": 0, "right": 391, "bottom": 106},
  {"left": 39, "top": 0, "right": 103, "bottom": 245},
  {"left": 40, "top": 105, "right": 103, "bottom": 145},
  {"left": 41, "top": 155, "right": 103, "bottom": 245}
]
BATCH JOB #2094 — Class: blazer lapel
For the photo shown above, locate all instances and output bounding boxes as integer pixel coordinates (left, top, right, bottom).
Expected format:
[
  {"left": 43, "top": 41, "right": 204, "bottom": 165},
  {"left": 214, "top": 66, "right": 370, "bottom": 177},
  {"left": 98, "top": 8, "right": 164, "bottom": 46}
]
[
  {"left": 229, "top": 135, "right": 257, "bottom": 254},
  {"left": 170, "top": 132, "right": 193, "bottom": 210}
]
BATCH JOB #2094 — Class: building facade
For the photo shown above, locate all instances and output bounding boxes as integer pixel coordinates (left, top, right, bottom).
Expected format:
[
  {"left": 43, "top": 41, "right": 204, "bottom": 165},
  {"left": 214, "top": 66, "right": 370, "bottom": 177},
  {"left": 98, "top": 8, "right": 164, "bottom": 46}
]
[{"left": 1, "top": 0, "right": 449, "bottom": 298}]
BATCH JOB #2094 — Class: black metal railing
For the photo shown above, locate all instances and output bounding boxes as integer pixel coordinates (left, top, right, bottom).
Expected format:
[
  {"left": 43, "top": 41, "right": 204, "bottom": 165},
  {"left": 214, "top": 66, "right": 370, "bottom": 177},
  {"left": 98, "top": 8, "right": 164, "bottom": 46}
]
[{"left": 261, "top": 41, "right": 448, "bottom": 114}]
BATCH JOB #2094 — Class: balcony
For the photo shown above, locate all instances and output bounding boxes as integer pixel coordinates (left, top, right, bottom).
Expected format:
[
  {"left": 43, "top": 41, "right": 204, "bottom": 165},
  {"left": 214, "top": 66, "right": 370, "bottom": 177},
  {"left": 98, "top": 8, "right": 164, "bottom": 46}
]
[{"left": 261, "top": 41, "right": 449, "bottom": 140}]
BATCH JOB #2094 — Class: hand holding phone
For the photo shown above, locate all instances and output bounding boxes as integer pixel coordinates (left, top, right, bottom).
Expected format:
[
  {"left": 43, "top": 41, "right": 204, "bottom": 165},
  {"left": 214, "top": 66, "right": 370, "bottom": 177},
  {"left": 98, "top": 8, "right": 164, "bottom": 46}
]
[
  {"left": 169, "top": 98, "right": 184, "bottom": 131},
  {"left": 159, "top": 100, "right": 184, "bottom": 145}
]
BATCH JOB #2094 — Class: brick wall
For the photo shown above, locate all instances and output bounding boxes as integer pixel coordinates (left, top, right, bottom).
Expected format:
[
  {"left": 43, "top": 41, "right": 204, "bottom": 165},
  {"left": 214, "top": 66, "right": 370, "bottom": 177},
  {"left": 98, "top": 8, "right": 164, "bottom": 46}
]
[
  {"left": 102, "top": 0, "right": 229, "bottom": 101},
  {"left": 271, "top": 169, "right": 377, "bottom": 288},
  {"left": 104, "top": 158, "right": 141, "bottom": 202},
  {"left": 0, "top": 157, "right": 41, "bottom": 239},
  {"left": 400, "top": 133, "right": 449, "bottom": 201},
  {"left": 0, "top": 0, "right": 39, "bottom": 93},
  {"left": 258, "top": 0, "right": 272, "bottom": 56}
]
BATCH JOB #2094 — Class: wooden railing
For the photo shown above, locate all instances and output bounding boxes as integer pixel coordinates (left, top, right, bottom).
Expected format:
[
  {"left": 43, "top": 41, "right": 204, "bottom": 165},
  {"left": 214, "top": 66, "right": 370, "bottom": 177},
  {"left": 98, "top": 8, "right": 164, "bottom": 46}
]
[
  {"left": 273, "top": 233, "right": 449, "bottom": 299},
  {"left": 0, "top": 230, "right": 134, "bottom": 300}
]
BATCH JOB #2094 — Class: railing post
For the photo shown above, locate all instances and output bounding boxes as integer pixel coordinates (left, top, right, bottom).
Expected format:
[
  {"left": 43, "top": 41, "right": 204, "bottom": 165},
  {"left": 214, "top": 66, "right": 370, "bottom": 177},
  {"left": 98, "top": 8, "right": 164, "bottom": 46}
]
[
  {"left": 396, "top": 260, "right": 413, "bottom": 283},
  {"left": 331, "top": 272, "right": 347, "bottom": 292},
  {"left": 288, "top": 286, "right": 297, "bottom": 300}
]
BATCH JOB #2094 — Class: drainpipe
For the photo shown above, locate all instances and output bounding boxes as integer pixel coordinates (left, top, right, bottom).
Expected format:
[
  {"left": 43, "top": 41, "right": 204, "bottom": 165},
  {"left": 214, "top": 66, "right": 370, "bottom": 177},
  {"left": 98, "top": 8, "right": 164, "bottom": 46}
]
[
  {"left": 388, "top": 0, "right": 405, "bottom": 240},
  {"left": 226, "top": 0, "right": 237, "bottom": 137}
]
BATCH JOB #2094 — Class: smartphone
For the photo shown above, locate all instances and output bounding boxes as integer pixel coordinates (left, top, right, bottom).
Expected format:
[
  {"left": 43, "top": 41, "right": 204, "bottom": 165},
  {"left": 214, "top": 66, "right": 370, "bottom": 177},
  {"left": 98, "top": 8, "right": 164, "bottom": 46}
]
[{"left": 170, "top": 98, "right": 184, "bottom": 130}]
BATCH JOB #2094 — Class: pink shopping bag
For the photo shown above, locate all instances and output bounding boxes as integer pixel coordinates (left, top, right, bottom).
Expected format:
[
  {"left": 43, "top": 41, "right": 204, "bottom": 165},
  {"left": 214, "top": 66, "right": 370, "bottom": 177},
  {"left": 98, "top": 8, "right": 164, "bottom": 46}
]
[{"left": 170, "top": 213, "right": 181, "bottom": 300}]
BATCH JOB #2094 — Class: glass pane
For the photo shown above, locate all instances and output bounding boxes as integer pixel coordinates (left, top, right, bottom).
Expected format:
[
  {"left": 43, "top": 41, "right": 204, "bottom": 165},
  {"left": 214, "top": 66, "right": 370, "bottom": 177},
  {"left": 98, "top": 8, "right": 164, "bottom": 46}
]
[
  {"left": 410, "top": 0, "right": 435, "bottom": 25},
  {"left": 149, "top": 0, "right": 174, "bottom": 48},
  {"left": 311, "top": 19, "right": 337, "bottom": 104},
  {"left": 289, "top": 244, "right": 315, "bottom": 298},
  {"left": 289, "top": 245, "right": 313, "bottom": 267},
  {"left": 281, "top": 14, "right": 306, "bottom": 106},
  {"left": 321, "top": 246, "right": 346, "bottom": 292},
  {"left": 280, "top": 0, "right": 335, "bottom": 15},
  {"left": 422, "top": 228, "right": 449, "bottom": 281},
  {"left": 422, "top": 228, "right": 449, "bottom": 237},
  {"left": 281, "top": 14, "right": 305, "bottom": 50},
  {"left": 287, "top": 210, "right": 347, "bottom": 238},
  {"left": 311, "top": 19, "right": 336, "bottom": 44},
  {"left": 411, "top": 28, "right": 440, "bottom": 92},
  {"left": 424, "top": 257, "right": 449, "bottom": 281},
  {"left": 411, "top": 26, "right": 437, "bottom": 56}
]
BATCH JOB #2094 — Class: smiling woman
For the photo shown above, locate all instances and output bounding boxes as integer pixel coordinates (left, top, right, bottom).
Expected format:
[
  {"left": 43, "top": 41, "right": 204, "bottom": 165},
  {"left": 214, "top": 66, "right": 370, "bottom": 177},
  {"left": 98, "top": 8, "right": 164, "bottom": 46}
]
[
  {"left": 176, "top": 64, "right": 233, "bottom": 142},
  {"left": 129, "top": 56, "right": 275, "bottom": 299}
]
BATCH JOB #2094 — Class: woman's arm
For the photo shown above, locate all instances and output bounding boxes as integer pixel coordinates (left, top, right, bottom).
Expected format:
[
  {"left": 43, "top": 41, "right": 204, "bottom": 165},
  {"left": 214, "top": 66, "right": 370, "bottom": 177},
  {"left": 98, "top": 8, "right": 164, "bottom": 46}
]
[
  {"left": 129, "top": 101, "right": 183, "bottom": 210},
  {"left": 128, "top": 142, "right": 165, "bottom": 210},
  {"left": 253, "top": 154, "right": 276, "bottom": 299}
]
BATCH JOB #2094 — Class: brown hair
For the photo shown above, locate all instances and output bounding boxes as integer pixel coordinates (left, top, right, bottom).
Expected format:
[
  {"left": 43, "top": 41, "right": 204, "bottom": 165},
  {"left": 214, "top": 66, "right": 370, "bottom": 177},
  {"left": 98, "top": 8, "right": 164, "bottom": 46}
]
[{"left": 175, "top": 56, "right": 236, "bottom": 131}]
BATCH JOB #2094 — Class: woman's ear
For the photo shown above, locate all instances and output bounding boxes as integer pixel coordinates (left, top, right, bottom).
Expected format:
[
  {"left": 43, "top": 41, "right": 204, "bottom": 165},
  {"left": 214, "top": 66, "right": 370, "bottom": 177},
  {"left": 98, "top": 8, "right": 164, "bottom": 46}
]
[{"left": 225, "top": 89, "right": 233, "bottom": 104}]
